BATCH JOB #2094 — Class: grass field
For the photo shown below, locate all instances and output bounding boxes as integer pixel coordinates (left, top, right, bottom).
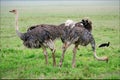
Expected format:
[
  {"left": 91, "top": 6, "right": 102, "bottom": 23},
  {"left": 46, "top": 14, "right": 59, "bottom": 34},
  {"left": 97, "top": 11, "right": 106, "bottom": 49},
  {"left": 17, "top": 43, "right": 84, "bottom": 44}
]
[{"left": 0, "top": 0, "right": 120, "bottom": 79}]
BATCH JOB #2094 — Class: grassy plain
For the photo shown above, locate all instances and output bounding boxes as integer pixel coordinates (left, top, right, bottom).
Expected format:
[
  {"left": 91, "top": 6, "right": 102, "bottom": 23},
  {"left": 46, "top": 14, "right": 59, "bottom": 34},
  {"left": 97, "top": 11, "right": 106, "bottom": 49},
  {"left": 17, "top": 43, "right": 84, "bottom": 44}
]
[{"left": 0, "top": 1, "right": 120, "bottom": 79}]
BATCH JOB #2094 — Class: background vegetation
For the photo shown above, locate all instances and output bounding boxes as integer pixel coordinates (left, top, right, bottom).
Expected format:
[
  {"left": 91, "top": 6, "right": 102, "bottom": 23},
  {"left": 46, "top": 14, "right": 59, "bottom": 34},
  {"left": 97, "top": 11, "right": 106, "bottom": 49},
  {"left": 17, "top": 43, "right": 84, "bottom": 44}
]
[{"left": 0, "top": 0, "right": 120, "bottom": 79}]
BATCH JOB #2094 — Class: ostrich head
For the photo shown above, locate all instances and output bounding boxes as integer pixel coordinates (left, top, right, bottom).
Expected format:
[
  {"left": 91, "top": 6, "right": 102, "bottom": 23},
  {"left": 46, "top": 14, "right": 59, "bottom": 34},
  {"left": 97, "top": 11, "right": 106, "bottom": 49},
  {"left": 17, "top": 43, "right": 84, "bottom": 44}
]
[
  {"left": 9, "top": 9, "right": 17, "bottom": 14},
  {"left": 81, "top": 18, "right": 92, "bottom": 32},
  {"left": 65, "top": 19, "right": 75, "bottom": 28}
]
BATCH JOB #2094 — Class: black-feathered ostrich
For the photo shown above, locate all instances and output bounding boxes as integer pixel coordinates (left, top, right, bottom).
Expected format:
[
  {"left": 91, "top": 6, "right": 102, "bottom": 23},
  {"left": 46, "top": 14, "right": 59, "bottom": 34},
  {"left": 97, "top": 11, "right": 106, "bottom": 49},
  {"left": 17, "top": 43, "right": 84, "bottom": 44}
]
[
  {"left": 9, "top": 9, "right": 61, "bottom": 66},
  {"left": 59, "top": 19, "right": 108, "bottom": 68}
]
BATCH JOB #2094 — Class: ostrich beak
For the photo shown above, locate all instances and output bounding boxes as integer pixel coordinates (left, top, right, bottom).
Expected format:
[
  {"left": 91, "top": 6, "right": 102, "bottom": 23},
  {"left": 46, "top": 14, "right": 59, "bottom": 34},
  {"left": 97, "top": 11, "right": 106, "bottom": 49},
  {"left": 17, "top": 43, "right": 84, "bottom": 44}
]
[
  {"left": 9, "top": 10, "right": 12, "bottom": 12},
  {"left": 9, "top": 10, "right": 17, "bottom": 14}
]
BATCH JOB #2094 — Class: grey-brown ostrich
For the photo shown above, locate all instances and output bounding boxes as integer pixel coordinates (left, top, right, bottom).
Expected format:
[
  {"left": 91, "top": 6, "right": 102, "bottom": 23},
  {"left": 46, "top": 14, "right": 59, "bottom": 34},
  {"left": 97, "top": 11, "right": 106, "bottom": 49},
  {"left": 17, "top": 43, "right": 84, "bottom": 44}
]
[
  {"left": 9, "top": 9, "right": 61, "bottom": 66},
  {"left": 59, "top": 20, "right": 108, "bottom": 68}
]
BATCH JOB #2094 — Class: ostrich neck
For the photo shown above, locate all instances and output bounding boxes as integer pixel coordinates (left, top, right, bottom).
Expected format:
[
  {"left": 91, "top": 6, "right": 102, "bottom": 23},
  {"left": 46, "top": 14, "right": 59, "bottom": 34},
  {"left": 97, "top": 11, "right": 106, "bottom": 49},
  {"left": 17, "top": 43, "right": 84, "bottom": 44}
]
[
  {"left": 14, "top": 11, "right": 24, "bottom": 40},
  {"left": 15, "top": 12, "right": 19, "bottom": 31}
]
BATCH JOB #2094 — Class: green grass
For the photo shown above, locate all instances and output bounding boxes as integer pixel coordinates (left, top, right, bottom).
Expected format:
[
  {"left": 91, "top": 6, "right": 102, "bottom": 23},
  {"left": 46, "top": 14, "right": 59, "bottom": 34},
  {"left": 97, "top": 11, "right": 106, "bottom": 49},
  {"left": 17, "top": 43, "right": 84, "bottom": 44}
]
[{"left": 0, "top": 1, "right": 120, "bottom": 79}]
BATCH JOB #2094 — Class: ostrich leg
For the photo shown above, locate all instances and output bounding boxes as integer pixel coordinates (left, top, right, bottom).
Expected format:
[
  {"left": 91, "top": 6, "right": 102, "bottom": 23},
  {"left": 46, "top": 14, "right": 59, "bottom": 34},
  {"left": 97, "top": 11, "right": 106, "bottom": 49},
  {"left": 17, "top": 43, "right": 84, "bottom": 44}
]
[
  {"left": 42, "top": 47, "right": 48, "bottom": 65},
  {"left": 59, "top": 42, "right": 71, "bottom": 67},
  {"left": 72, "top": 44, "right": 78, "bottom": 68},
  {"left": 46, "top": 39, "right": 56, "bottom": 66}
]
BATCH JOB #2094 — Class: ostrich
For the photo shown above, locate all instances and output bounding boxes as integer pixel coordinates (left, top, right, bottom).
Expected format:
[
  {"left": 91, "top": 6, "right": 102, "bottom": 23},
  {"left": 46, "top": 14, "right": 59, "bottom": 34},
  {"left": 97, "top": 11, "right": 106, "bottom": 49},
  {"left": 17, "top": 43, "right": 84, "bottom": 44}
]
[
  {"left": 59, "top": 20, "right": 108, "bottom": 68},
  {"left": 9, "top": 9, "right": 61, "bottom": 66}
]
